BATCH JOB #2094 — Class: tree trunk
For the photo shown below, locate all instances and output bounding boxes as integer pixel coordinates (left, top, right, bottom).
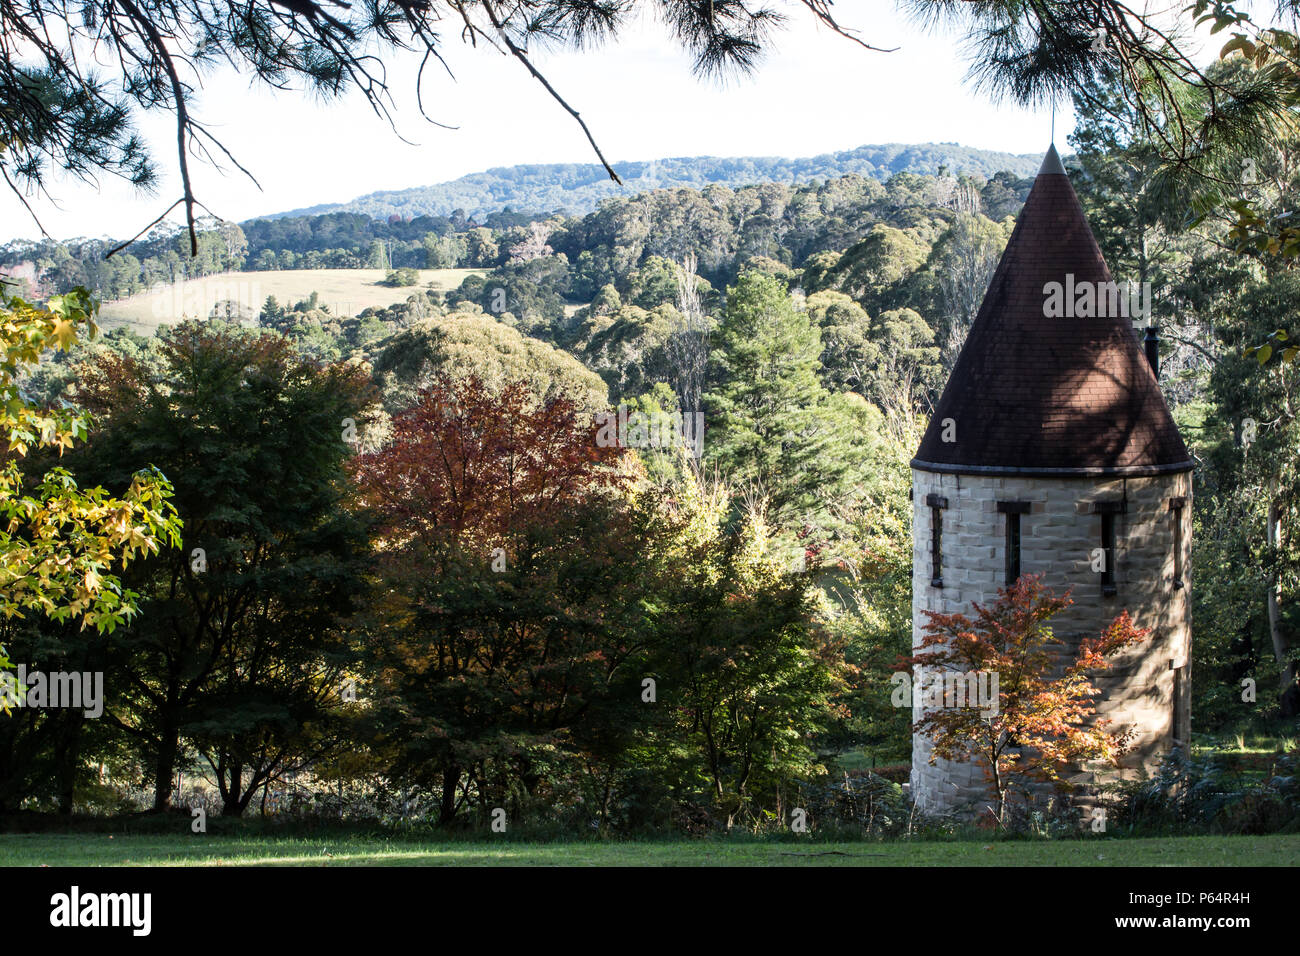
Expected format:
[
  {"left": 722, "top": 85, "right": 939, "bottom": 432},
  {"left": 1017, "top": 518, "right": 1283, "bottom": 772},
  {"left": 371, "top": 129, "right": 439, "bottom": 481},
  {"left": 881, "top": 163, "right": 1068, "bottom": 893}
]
[
  {"left": 1266, "top": 492, "right": 1299, "bottom": 716},
  {"left": 438, "top": 764, "right": 460, "bottom": 826},
  {"left": 152, "top": 729, "right": 179, "bottom": 811},
  {"left": 991, "top": 761, "right": 1005, "bottom": 827},
  {"left": 55, "top": 712, "right": 84, "bottom": 815},
  {"left": 599, "top": 774, "right": 613, "bottom": 831},
  {"left": 222, "top": 760, "right": 244, "bottom": 816}
]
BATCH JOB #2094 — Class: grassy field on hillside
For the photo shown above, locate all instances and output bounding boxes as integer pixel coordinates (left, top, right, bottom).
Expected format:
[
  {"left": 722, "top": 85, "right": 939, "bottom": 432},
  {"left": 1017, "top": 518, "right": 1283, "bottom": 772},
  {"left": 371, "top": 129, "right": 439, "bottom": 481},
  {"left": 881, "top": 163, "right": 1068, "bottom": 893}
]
[
  {"left": 1, "top": 833, "right": 1295, "bottom": 866},
  {"left": 98, "top": 268, "right": 482, "bottom": 331}
]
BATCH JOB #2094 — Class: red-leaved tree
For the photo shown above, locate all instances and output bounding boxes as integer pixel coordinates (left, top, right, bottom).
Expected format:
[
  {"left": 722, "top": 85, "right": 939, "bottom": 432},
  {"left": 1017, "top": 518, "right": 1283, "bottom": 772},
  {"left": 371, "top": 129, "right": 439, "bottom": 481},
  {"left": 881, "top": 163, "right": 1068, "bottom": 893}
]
[
  {"left": 352, "top": 376, "right": 626, "bottom": 553},
  {"left": 906, "top": 575, "right": 1149, "bottom": 824},
  {"left": 348, "top": 376, "right": 639, "bottom": 824}
]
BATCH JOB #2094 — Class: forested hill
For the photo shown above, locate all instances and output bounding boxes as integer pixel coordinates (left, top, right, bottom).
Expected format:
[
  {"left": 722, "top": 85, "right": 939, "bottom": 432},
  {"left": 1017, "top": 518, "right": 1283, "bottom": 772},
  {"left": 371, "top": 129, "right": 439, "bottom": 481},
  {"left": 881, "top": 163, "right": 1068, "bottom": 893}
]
[{"left": 267, "top": 143, "right": 1041, "bottom": 221}]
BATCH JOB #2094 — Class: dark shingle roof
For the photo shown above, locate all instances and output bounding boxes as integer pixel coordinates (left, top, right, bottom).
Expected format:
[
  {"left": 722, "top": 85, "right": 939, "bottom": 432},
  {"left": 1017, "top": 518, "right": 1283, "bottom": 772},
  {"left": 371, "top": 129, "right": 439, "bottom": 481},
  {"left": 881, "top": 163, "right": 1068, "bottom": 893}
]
[{"left": 912, "top": 145, "right": 1192, "bottom": 477}]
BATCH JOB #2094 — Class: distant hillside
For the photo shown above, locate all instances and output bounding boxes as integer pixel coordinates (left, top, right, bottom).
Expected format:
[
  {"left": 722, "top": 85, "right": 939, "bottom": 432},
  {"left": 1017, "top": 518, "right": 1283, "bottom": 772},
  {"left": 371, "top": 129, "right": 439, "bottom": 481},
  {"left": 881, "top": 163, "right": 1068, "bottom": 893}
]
[{"left": 266, "top": 143, "right": 1041, "bottom": 221}]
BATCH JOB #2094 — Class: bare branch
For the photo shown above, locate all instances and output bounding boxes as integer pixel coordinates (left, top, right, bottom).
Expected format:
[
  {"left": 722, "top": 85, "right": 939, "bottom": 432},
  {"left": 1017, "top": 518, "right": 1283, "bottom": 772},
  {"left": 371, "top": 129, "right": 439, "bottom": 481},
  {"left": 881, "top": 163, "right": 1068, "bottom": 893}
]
[
  {"left": 0, "top": 164, "right": 52, "bottom": 240},
  {"left": 118, "top": 0, "right": 200, "bottom": 255},
  {"left": 475, "top": 0, "right": 623, "bottom": 184},
  {"left": 798, "top": 0, "right": 898, "bottom": 53},
  {"left": 104, "top": 198, "right": 185, "bottom": 258}
]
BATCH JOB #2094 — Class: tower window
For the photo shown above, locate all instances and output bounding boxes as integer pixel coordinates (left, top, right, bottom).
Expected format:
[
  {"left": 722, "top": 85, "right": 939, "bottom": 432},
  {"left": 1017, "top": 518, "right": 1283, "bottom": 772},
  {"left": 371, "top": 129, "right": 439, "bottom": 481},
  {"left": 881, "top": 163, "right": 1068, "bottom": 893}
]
[
  {"left": 997, "top": 501, "right": 1030, "bottom": 586},
  {"left": 926, "top": 493, "right": 947, "bottom": 588},
  {"left": 1169, "top": 496, "right": 1186, "bottom": 589},
  {"left": 1171, "top": 660, "right": 1187, "bottom": 749},
  {"left": 1093, "top": 501, "right": 1125, "bottom": 597}
]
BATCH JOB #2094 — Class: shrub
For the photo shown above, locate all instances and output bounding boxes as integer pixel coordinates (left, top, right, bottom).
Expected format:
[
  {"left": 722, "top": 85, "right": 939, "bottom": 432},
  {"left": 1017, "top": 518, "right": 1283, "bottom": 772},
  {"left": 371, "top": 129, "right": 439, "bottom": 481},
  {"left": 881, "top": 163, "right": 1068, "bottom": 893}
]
[
  {"left": 1102, "top": 748, "right": 1300, "bottom": 835},
  {"left": 381, "top": 267, "right": 419, "bottom": 287}
]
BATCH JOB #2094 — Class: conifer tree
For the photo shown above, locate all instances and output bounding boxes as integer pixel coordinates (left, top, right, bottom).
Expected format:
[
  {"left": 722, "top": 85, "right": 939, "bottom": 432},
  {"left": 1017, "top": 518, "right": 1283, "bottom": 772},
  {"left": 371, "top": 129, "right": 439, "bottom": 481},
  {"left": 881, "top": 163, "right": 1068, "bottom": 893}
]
[{"left": 705, "top": 270, "right": 860, "bottom": 531}]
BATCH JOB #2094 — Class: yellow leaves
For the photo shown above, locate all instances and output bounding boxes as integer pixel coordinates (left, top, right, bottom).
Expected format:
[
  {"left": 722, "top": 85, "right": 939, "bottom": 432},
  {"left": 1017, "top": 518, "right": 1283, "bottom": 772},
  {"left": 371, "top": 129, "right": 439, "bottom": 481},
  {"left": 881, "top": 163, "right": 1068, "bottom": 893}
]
[
  {"left": 48, "top": 316, "right": 78, "bottom": 351},
  {"left": 1247, "top": 329, "right": 1296, "bottom": 367},
  {"left": 125, "top": 524, "right": 153, "bottom": 555},
  {"left": 0, "top": 293, "right": 182, "bottom": 634}
]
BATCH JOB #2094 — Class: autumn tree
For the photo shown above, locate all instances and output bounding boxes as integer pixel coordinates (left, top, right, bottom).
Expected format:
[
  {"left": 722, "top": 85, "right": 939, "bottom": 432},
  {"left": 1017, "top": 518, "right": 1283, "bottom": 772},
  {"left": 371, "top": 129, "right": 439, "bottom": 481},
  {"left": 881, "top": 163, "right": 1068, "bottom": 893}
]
[
  {"left": 908, "top": 576, "right": 1148, "bottom": 824},
  {"left": 350, "top": 375, "right": 647, "bottom": 825},
  {"left": 0, "top": 288, "right": 181, "bottom": 639}
]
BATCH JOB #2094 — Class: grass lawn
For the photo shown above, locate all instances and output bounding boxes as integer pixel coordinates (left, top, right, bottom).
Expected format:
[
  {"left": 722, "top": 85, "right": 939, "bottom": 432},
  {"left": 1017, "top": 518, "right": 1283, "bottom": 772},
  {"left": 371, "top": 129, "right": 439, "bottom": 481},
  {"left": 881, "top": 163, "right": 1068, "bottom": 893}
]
[
  {"left": 98, "top": 268, "right": 483, "bottom": 331},
  {"left": 1, "top": 833, "right": 1295, "bottom": 866}
]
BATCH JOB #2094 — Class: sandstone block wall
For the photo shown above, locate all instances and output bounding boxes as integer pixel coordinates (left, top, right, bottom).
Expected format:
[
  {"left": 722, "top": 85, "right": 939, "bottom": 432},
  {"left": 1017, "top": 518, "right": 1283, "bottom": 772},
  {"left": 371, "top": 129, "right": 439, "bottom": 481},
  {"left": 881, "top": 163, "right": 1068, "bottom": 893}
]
[{"left": 909, "top": 468, "right": 1192, "bottom": 815}]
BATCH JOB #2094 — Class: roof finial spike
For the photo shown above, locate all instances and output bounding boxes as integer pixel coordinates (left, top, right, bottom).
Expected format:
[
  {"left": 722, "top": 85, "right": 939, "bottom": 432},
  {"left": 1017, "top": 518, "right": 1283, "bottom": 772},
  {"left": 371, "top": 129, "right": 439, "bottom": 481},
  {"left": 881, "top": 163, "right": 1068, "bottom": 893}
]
[{"left": 1039, "top": 142, "right": 1066, "bottom": 176}]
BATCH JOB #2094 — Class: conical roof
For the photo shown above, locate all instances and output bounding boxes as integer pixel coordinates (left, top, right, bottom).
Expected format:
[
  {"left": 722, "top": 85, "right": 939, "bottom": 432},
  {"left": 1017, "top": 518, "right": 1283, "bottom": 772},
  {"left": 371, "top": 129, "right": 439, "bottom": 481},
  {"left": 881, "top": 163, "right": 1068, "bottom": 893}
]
[{"left": 912, "top": 145, "right": 1192, "bottom": 477}]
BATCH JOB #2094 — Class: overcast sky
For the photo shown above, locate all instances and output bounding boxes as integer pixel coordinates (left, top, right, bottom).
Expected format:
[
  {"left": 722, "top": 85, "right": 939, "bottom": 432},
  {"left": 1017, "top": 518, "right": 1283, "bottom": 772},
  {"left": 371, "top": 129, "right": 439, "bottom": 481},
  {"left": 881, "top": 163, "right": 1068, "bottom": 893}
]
[{"left": 1, "top": 4, "right": 1097, "bottom": 242}]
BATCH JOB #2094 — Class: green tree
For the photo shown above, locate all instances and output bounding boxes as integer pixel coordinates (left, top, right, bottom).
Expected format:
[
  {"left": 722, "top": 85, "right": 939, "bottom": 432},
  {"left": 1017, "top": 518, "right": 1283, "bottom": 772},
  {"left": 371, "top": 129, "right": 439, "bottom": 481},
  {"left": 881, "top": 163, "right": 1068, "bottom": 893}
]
[
  {"left": 72, "top": 322, "right": 375, "bottom": 811},
  {"left": 465, "top": 228, "right": 501, "bottom": 269},
  {"left": 381, "top": 267, "right": 420, "bottom": 288},
  {"left": 864, "top": 308, "right": 943, "bottom": 441},
  {"left": 920, "top": 212, "right": 1011, "bottom": 367},
  {"left": 423, "top": 233, "right": 467, "bottom": 269},
  {"left": 581, "top": 303, "right": 679, "bottom": 398},
  {"left": 627, "top": 256, "right": 685, "bottom": 309},
  {"left": 704, "top": 271, "right": 858, "bottom": 530},
  {"left": 826, "top": 225, "right": 930, "bottom": 316},
  {"left": 805, "top": 289, "right": 872, "bottom": 392},
  {"left": 644, "top": 469, "right": 846, "bottom": 828},
  {"left": 372, "top": 314, "right": 609, "bottom": 413},
  {"left": 1206, "top": 272, "right": 1300, "bottom": 716}
]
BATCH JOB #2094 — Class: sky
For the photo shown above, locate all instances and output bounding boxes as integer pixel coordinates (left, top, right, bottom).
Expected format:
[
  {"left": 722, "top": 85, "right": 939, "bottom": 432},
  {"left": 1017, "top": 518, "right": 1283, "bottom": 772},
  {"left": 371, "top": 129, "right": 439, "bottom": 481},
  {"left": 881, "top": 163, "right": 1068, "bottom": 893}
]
[{"left": 0, "top": 4, "right": 1093, "bottom": 242}]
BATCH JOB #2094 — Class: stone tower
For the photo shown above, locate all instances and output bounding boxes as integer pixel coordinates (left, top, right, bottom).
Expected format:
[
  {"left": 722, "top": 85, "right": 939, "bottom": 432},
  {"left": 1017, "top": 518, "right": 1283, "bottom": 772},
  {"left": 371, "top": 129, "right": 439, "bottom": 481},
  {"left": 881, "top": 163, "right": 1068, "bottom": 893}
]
[{"left": 908, "top": 145, "right": 1193, "bottom": 815}]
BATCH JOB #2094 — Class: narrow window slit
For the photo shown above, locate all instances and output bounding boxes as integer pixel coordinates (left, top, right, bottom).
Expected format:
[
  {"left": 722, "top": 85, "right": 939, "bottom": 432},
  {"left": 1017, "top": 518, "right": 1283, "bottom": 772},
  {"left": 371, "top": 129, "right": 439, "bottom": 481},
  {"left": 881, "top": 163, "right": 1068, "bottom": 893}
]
[
  {"left": 1169, "top": 496, "right": 1186, "bottom": 589},
  {"left": 1171, "top": 660, "right": 1187, "bottom": 749},
  {"left": 997, "top": 501, "right": 1030, "bottom": 586},
  {"left": 926, "top": 493, "right": 947, "bottom": 588},
  {"left": 1093, "top": 500, "right": 1124, "bottom": 597}
]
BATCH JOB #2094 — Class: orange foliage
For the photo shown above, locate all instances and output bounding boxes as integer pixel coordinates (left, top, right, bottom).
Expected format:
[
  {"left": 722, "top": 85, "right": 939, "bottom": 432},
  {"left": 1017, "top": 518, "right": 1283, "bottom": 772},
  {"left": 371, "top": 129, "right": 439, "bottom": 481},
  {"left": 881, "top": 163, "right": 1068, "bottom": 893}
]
[
  {"left": 904, "top": 575, "right": 1148, "bottom": 819},
  {"left": 350, "top": 375, "right": 627, "bottom": 554}
]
